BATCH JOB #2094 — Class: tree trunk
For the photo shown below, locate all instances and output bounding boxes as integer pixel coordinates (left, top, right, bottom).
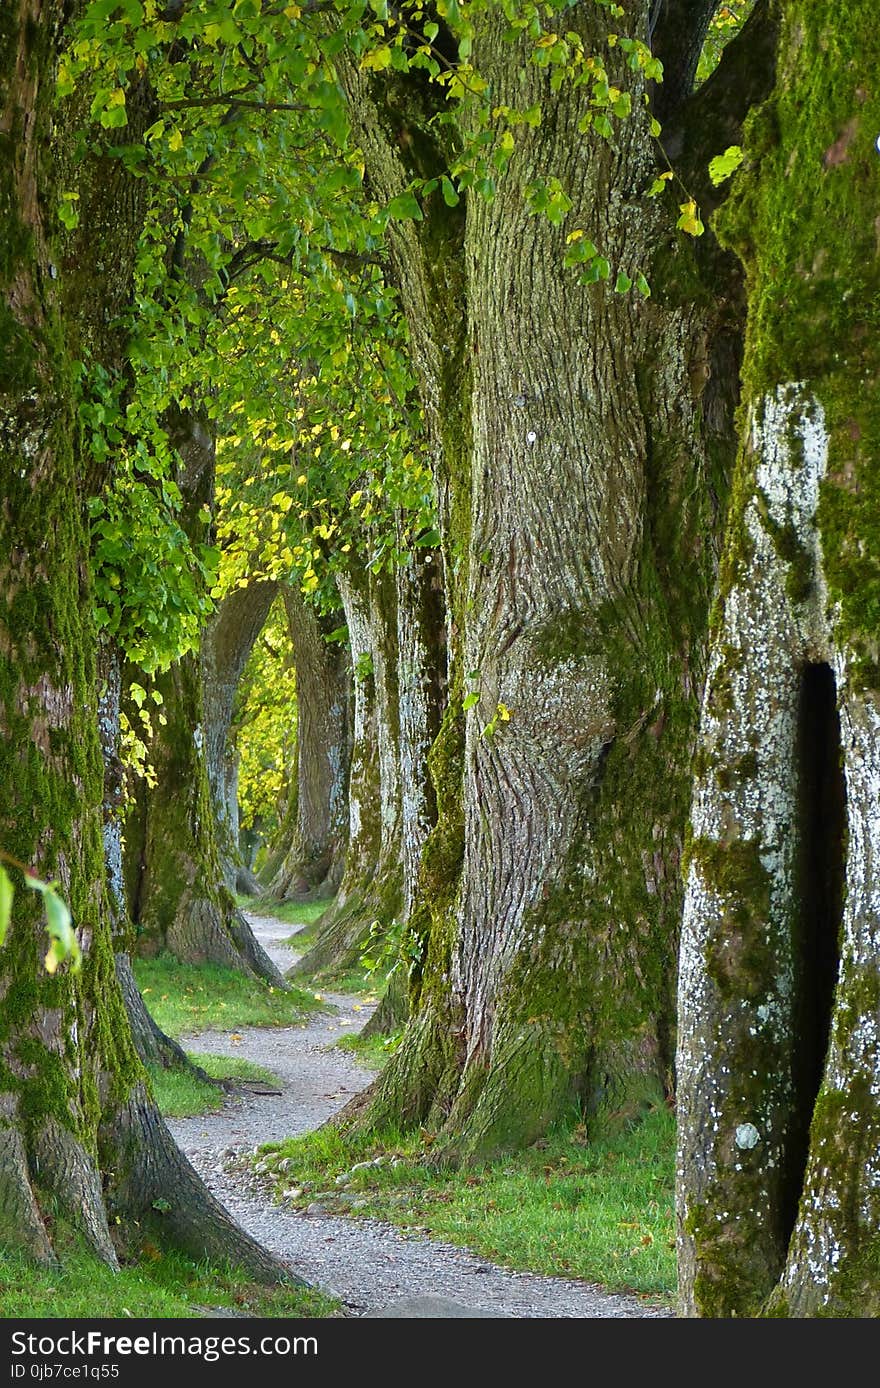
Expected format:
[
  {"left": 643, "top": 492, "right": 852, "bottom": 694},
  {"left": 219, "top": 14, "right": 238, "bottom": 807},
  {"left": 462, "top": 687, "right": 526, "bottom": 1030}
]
[
  {"left": 124, "top": 414, "right": 283, "bottom": 984},
  {"left": 269, "top": 586, "right": 350, "bottom": 901},
  {"left": 202, "top": 579, "right": 278, "bottom": 893},
  {"left": 363, "top": 538, "right": 447, "bottom": 1037},
  {"left": 338, "top": 2, "right": 766, "bottom": 1160},
  {"left": 126, "top": 645, "right": 283, "bottom": 983},
  {"left": 0, "top": 3, "right": 291, "bottom": 1281},
  {"left": 97, "top": 641, "right": 194, "bottom": 1072},
  {"left": 291, "top": 564, "right": 403, "bottom": 978},
  {"left": 676, "top": 0, "right": 880, "bottom": 1318}
]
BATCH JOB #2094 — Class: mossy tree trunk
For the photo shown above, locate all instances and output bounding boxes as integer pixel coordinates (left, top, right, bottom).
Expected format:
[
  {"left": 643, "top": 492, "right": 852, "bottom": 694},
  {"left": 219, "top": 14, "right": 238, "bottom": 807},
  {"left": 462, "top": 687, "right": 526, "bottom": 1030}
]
[
  {"left": 0, "top": 2, "right": 291, "bottom": 1279},
  {"left": 124, "top": 414, "right": 282, "bottom": 984},
  {"left": 676, "top": 0, "right": 880, "bottom": 1318},
  {"left": 269, "top": 585, "right": 350, "bottom": 901},
  {"left": 339, "top": 2, "right": 774, "bottom": 1159},
  {"left": 202, "top": 579, "right": 278, "bottom": 894},
  {"left": 363, "top": 539, "right": 447, "bottom": 1036},
  {"left": 291, "top": 563, "right": 403, "bottom": 978}
]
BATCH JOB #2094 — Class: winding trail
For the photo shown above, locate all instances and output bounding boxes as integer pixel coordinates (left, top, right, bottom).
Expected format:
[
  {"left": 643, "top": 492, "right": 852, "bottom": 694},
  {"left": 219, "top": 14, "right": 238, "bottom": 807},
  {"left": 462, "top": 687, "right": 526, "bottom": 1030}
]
[{"left": 168, "top": 913, "right": 669, "bottom": 1318}]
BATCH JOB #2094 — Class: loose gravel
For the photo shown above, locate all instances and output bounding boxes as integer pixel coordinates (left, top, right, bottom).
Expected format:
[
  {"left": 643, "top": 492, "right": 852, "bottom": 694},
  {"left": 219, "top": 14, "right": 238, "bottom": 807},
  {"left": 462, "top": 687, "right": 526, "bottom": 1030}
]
[{"left": 168, "top": 912, "right": 670, "bottom": 1319}]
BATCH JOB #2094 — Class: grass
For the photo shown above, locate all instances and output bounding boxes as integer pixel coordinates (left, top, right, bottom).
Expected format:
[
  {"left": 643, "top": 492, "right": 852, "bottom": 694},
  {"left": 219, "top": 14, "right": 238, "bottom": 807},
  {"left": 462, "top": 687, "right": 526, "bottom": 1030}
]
[
  {"left": 257, "top": 1105, "right": 676, "bottom": 1302},
  {"left": 148, "top": 1053, "right": 280, "bottom": 1119},
  {"left": 334, "top": 1031, "right": 400, "bottom": 1071},
  {"left": 238, "top": 895, "right": 333, "bottom": 930},
  {"left": 133, "top": 955, "right": 321, "bottom": 1038},
  {"left": 0, "top": 1237, "right": 340, "bottom": 1319}
]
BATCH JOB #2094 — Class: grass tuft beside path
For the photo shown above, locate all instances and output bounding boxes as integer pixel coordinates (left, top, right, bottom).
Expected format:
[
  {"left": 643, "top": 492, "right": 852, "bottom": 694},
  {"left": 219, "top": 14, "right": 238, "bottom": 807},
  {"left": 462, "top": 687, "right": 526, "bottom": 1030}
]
[
  {"left": 257, "top": 1106, "right": 676, "bottom": 1302},
  {"left": 0, "top": 1238, "right": 339, "bottom": 1319},
  {"left": 149, "top": 1052, "right": 280, "bottom": 1118},
  {"left": 133, "top": 955, "right": 321, "bottom": 1038}
]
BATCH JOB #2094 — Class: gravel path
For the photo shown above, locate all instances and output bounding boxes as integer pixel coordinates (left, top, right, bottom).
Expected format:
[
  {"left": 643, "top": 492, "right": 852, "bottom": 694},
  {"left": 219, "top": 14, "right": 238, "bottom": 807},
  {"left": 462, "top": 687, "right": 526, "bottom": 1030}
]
[{"left": 168, "top": 912, "right": 669, "bottom": 1319}]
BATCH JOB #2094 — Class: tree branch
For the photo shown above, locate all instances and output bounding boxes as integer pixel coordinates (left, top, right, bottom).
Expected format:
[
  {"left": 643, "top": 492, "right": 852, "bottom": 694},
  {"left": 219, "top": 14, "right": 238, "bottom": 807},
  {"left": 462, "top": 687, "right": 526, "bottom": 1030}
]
[
  {"left": 649, "top": 0, "right": 720, "bottom": 121},
  {"left": 662, "top": 0, "right": 779, "bottom": 211}
]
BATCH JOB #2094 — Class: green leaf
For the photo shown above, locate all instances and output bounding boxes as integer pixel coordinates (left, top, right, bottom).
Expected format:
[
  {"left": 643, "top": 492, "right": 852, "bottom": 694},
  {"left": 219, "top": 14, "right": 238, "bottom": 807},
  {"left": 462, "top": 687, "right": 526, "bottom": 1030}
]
[
  {"left": 614, "top": 270, "right": 633, "bottom": 294},
  {"left": 0, "top": 866, "right": 12, "bottom": 947},
  {"left": 463, "top": 691, "right": 480, "bottom": 711},
  {"left": 386, "top": 192, "right": 423, "bottom": 222},
  {"left": 440, "top": 176, "right": 459, "bottom": 207},
  {"left": 708, "top": 145, "right": 745, "bottom": 186},
  {"left": 677, "top": 200, "right": 705, "bottom": 237},
  {"left": 24, "top": 875, "right": 80, "bottom": 974}
]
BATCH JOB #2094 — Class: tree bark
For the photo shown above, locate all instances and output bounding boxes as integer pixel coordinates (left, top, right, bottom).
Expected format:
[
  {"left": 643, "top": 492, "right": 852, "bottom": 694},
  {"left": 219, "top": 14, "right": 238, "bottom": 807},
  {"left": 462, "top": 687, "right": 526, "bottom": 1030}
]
[
  {"left": 338, "top": 1, "right": 758, "bottom": 1160},
  {"left": 202, "top": 579, "right": 278, "bottom": 893},
  {"left": 676, "top": 0, "right": 880, "bottom": 1317},
  {"left": 290, "top": 564, "right": 403, "bottom": 978},
  {"left": 362, "top": 539, "right": 447, "bottom": 1037},
  {"left": 0, "top": 2, "right": 291, "bottom": 1280},
  {"left": 269, "top": 586, "right": 350, "bottom": 901}
]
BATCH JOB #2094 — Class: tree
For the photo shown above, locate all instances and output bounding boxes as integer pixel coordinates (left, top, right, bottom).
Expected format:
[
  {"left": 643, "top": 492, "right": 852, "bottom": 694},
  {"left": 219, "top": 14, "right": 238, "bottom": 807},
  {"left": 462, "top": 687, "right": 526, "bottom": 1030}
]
[
  {"left": 122, "top": 411, "right": 283, "bottom": 982},
  {"left": 339, "top": 0, "right": 774, "bottom": 1160},
  {"left": 202, "top": 578, "right": 279, "bottom": 892},
  {"left": 268, "top": 585, "right": 351, "bottom": 900},
  {"left": 291, "top": 561, "right": 405, "bottom": 975},
  {"left": 676, "top": 0, "right": 880, "bottom": 1317},
  {"left": 0, "top": 0, "right": 289, "bottom": 1278}
]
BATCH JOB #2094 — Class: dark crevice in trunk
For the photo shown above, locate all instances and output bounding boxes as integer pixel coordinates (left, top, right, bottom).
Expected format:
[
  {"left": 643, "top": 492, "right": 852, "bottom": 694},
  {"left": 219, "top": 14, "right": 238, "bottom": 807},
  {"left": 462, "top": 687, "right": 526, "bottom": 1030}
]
[{"left": 783, "top": 660, "right": 845, "bottom": 1244}]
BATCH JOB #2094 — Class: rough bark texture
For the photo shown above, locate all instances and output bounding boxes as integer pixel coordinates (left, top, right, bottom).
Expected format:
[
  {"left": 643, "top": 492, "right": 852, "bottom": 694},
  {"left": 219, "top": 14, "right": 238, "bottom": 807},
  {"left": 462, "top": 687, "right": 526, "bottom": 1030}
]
[
  {"left": 0, "top": 2, "right": 291, "bottom": 1280},
  {"left": 124, "top": 415, "right": 282, "bottom": 985},
  {"left": 202, "top": 580, "right": 278, "bottom": 893},
  {"left": 339, "top": 2, "right": 754, "bottom": 1160},
  {"left": 269, "top": 586, "right": 350, "bottom": 901},
  {"left": 677, "top": 0, "right": 880, "bottom": 1318},
  {"left": 363, "top": 541, "right": 447, "bottom": 1037},
  {"left": 291, "top": 564, "right": 403, "bottom": 979}
]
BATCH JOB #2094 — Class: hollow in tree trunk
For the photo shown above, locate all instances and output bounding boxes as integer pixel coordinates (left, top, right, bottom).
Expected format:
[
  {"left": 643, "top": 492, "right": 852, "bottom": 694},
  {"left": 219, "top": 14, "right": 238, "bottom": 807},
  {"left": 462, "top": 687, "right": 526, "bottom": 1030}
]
[{"left": 676, "top": 0, "right": 880, "bottom": 1317}]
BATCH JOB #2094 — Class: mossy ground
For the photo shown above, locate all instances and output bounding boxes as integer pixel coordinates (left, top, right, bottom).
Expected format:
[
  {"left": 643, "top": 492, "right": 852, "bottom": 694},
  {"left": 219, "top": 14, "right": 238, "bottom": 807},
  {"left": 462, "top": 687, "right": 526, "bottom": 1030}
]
[
  {"left": 0, "top": 1234, "right": 339, "bottom": 1319},
  {"left": 133, "top": 955, "right": 321, "bottom": 1037},
  {"left": 257, "top": 1105, "right": 676, "bottom": 1300},
  {"left": 148, "top": 1052, "right": 280, "bottom": 1118}
]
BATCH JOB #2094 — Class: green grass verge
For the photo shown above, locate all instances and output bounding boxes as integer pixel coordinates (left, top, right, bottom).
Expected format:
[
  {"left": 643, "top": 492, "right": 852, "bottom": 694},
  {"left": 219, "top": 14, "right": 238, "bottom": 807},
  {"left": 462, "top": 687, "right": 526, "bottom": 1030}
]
[
  {"left": 238, "top": 896, "right": 333, "bottom": 929},
  {"left": 257, "top": 1106, "right": 676, "bottom": 1302},
  {"left": 333, "top": 1031, "right": 400, "bottom": 1071},
  {"left": 149, "top": 1053, "right": 280, "bottom": 1119},
  {"left": 134, "top": 955, "right": 321, "bottom": 1039},
  {"left": 0, "top": 1238, "right": 339, "bottom": 1319}
]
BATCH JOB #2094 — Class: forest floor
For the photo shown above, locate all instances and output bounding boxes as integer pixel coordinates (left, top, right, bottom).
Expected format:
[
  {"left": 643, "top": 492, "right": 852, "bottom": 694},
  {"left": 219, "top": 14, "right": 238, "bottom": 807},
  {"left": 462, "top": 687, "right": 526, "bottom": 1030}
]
[{"left": 167, "top": 912, "right": 671, "bottom": 1318}]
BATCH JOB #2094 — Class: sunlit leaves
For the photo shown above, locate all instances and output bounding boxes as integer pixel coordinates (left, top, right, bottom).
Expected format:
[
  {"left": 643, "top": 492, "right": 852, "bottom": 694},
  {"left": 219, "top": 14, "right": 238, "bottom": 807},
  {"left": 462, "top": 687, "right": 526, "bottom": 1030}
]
[
  {"left": 677, "top": 200, "right": 705, "bottom": 237},
  {"left": 708, "top": 144, "right": 745, "bottom": 186},
  {"left": 0, "top": 866, "right": 12, "bottom": 948}
]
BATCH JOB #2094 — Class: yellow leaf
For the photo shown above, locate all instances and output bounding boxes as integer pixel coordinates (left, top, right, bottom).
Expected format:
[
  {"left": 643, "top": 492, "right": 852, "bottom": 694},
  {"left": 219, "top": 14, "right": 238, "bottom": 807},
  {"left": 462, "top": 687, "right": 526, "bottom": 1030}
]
[
  {"left": 677, "top": 199, "right": 705, "bottom": 237},
  {"left": 362, "top": 45, "right": 392, "bottom": 71},
  {"left": 167, "top": 126, "right": 183, "bottom": 152}
]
